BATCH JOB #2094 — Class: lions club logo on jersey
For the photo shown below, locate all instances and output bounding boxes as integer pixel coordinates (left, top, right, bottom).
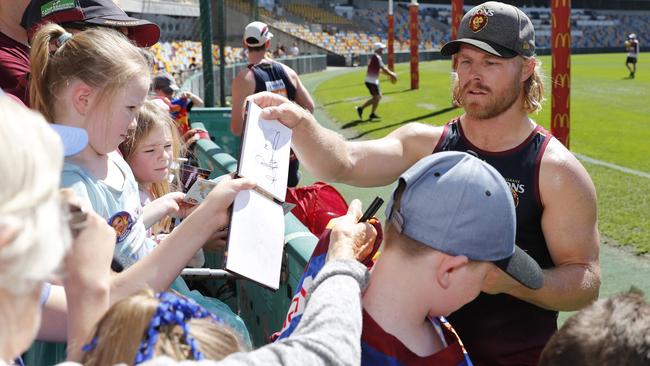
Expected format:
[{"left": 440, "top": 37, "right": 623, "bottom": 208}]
[
  {"left": 509, "top": 186, "right": 520, "bottom": 208},
  {"left": 505, "top": 178, "right": 525, "bottom": 208}
]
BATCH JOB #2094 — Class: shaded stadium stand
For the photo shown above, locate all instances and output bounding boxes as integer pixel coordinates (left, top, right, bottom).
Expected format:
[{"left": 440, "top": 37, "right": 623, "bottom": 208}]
[
  {"left": 284, "top": 3, "right": 352, "bottom": 25},
  {"left": 418, "top": 4, "right": 650, "bottom": 50},
  {"left": 135, "top": 2, "right": 648, "bottom": 78},
  {"left": 268, "top": 4, "right": 445, "bottom": 56},
  {"left": 134, "top": 1, "right": 648, "bottom": 57},
  {"left": 225, "top": 0, "right": 275, "bottom": 20}
]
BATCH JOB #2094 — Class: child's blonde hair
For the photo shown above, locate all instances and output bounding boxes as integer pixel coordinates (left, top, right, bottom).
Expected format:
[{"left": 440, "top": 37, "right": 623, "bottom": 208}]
[
  {"left": 82, "top": 290, "right": 243, "bottom": 366},
  {"left": 29, "top": 23, "right": 149, "bottom": 122},
  {"left": 119, "top": 100, "right": 184, "bottom": 232},
  {"left": 0, "top": 95, "right": 70, "bottom": 294}
]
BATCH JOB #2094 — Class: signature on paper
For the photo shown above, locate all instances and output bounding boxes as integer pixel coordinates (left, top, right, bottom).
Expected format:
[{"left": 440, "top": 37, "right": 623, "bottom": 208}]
[{"left": 255, "top": 130, "right": 280, "bottom": 185}]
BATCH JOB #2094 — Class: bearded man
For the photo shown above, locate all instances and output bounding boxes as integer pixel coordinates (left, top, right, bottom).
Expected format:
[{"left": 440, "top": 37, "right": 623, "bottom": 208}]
[{"left": 246, "top": 3, "right": 601, "bottom": 365}]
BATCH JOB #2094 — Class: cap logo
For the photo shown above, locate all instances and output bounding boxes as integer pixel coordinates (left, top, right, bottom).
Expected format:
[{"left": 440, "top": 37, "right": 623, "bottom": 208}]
[
  {"left": 101, "top": 20, "right": 139, "bottom": 27},
  {"left": 41, "top": 0, "right": 76, "bottom": 17},
  {"left": 469, "top": 7, "right": 493, "bottom": 33},
  {"left": 469, "top": 13, "right": 488, "bottom": 32}
]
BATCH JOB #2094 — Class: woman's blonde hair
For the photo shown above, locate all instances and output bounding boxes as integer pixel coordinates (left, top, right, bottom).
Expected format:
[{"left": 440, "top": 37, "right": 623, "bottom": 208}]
[
  {"left": 119, "top": 100, "right": 184, "bottom": 233},
  {"left": 83, "top": 290, "right": 243, "bottom": 366},
  {"left": 452, "top": 55, "right": 545, "bottom": 114},
  {"left": 0, "top": 95, "right": 70, "bottom": 294},
  {"left": 29, "top": 23, "right": 149, "bottom": 122}
]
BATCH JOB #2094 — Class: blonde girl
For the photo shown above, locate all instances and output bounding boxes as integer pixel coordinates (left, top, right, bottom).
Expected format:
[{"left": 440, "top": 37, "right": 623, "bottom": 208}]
[
  {"left": 119, "top": 100, "right": 205, "bottom": 267},
  {"left": 82, "top": 290, "right": 243, "bottom": 365},
  {"left": 119, "top": 99, "right": 185, "bottom": 235},
  {"left": 29, "top": 24, "right": 252, "bottom": 346},
  {"left": 30, "top": 24, "right": 155, "bottom": 267}
]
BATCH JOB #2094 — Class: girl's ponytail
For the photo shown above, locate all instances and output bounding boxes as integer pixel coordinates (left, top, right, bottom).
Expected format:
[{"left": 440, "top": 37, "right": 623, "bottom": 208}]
[{"left": 29, "top": 23, "right": 69, "bottom": 121}]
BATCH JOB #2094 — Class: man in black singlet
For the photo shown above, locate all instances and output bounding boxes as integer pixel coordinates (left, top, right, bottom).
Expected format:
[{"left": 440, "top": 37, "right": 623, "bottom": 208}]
[
  {"left": 246, "top": 2, "right": 601, "bottom": 365},
  {"left": 230, "top": 21, "right": 314, "bottom": 187}
]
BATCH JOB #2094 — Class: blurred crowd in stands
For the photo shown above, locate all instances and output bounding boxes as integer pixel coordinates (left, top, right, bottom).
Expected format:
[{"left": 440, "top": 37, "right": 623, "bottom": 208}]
[{"left": 146, "top": 1, "right": 648, "bottom": 81}]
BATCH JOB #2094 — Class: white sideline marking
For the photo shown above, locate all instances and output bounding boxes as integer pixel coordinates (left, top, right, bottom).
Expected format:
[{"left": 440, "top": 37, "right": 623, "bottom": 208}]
[{"left": 574, "top": 153, "right": 650, "bottom": 179}]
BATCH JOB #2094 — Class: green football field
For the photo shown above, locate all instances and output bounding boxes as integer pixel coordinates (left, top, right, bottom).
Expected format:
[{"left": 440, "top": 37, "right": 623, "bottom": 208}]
[{"left": 306, "top": 52, "right": 650, "bottom": 255}]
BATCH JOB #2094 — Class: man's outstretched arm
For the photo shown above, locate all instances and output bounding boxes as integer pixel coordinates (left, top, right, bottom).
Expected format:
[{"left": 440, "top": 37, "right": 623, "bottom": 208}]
[{"left": 249, "top": 92, "right": 443, "bottom": 187}]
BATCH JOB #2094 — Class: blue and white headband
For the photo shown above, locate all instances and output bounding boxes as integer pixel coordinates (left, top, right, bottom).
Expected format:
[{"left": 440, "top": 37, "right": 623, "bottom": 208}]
[
  {"left": 83, "top": 291, "right": 224, "bottom": 364},
  {"left": 134, "top": 292, "right": 224, "bottom": 363}
]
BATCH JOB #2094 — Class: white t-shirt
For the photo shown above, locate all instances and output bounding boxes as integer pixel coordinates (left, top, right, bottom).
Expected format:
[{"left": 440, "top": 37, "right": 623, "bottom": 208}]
[{"left": 61, "top": 152, "right": 156, "bottom": 268}]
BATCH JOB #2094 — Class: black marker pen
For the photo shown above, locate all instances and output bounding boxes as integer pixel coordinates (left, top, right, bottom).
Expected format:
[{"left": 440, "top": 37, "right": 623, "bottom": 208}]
[{"left": 359, "top": 196, "right": 384, "bottom": 223}]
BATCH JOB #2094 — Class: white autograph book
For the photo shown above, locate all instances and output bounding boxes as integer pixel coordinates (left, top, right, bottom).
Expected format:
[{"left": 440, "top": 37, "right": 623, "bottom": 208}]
[
  {"left": 236, "top": 101, "right": 292, "bottom": 201},
  {"left": 225, "top": 101, "right": 291, "bottom": 290}
]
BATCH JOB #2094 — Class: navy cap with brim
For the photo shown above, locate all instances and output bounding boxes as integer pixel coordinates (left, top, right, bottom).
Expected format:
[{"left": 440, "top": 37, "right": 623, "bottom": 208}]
[
  {"left": 492, "top": 246, "right": 544, "bottom": 289},
  {"left": 50, "top": 124, "right": 88, "bottom": 157},
  {"left": 441, "top": 38, "right": 519, "bottom": 58},
  {"left": 82, "top": 16, "right": 160, "bottom": 47},
  {"left": 22, "top": 0, "right": 160, "bottom": 47}
]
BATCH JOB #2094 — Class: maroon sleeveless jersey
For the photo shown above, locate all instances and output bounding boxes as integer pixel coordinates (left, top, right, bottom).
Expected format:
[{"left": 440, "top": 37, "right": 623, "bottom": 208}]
[{"left": 436, "top": 118, "right": 557, "bottom": 366}]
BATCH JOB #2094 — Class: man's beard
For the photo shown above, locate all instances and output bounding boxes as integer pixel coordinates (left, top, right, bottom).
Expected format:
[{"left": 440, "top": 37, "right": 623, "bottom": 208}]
[{"left": 461, "top": 73, "right": 522, "bottom": 120}]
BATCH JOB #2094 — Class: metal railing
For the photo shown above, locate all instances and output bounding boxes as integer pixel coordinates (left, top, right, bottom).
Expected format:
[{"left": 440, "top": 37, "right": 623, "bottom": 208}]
[{"left": 181, "top": 54, "right": 327, "bottom": 105}]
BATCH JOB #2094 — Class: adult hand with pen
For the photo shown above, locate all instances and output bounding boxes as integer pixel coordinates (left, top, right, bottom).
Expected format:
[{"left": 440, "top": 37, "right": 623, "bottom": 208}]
[{"left": 327, "top": 199, "right": 377, "bottom": 263}]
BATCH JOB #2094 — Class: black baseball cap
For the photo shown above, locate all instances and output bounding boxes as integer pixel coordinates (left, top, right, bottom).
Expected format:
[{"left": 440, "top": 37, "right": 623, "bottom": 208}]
[
  {"left": 22, "top": 0, "right": 160, "bottom": 47},
  {"left": 441, "top": 1, "right": 535, "bottom": 58}
]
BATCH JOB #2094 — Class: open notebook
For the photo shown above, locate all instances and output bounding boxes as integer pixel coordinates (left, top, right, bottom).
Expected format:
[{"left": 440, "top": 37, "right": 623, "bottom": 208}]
[{"left": 225, "top": 101, "right": 292, "bottom": 290}]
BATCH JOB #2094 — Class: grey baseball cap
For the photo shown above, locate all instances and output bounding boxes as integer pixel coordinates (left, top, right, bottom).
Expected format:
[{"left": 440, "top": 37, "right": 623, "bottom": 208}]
[
  {"left": 386, "top": 151, "right": 543, "bottom": 289},
  {"left": 441, "top": 1, "right": 535, "bottom": 58}
]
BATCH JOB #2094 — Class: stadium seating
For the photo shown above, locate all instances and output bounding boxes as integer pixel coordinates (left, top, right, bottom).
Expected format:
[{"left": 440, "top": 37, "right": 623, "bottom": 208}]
[
  {"left": 143, "top": 2, "right": 648, "bottom": 77},
  {"left": 149, "top": 41, "right": 247, "bottom": 83},
  {"left": 225, "top": 0, "right": 274, "bottom": 19},
  {"left": 525, "top": 9, "right": 649, "bottom": 49},
  {"left": 354, "top": 4, "right": 649, "bottom": 51},
  {"left": 284, "top": 3, "right": 352, "bottom": 26}
]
